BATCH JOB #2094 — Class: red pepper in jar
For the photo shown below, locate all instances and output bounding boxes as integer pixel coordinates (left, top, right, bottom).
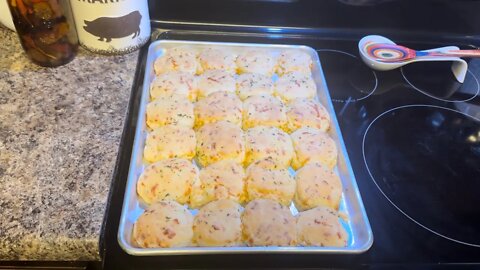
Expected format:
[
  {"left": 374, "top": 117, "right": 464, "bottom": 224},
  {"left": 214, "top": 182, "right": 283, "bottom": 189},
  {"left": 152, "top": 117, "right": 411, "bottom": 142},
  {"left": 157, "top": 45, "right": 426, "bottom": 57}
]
[{"left": 7, "top": 0, "right": 79, "bottom": 67}]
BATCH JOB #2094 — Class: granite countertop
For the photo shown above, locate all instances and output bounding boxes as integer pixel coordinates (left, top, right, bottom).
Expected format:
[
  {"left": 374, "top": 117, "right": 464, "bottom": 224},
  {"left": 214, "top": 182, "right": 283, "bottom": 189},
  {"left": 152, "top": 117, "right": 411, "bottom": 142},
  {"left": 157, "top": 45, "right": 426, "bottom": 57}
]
[{"left": 0, "top": 27, "right": 138, "bottom": 260}]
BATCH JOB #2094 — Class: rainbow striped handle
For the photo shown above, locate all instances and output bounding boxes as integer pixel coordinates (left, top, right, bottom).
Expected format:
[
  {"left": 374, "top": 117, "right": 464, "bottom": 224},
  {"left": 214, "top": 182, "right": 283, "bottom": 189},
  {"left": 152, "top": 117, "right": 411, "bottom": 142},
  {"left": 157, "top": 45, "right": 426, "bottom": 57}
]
[{"left": 365, "top": 42, "right": 480, "bottom": 63}]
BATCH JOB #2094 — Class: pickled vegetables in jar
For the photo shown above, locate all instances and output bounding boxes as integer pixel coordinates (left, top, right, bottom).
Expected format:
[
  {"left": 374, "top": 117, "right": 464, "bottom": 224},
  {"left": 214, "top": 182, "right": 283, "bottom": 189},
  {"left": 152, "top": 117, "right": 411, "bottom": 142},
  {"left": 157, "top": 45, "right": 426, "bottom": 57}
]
[{"left": 7, "top": 0, "right": 79, "bottom": 67}]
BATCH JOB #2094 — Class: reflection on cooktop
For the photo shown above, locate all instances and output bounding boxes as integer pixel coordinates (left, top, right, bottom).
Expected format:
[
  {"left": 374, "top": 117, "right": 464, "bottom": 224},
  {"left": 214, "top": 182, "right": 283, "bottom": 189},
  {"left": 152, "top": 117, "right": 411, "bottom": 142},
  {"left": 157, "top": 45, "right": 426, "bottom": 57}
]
[
  {"left": 317, "top": 50, "right": 377, "bottom": 102},
  {"left": 363, "top": 105, "right": 480, "bottom": 247},
  {"left": 401, "top": 61, "right": 479, "bottom": 102}
]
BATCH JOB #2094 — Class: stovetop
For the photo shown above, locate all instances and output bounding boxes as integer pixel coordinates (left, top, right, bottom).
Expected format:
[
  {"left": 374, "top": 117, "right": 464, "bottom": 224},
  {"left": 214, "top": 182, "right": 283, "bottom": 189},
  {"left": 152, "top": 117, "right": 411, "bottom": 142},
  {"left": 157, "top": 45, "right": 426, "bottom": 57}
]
[
  {"left": 102, "top": 29, "right": 480, "bottom": 269},
  {"left": 317, "top": 40, "right": 480, "bottom": 260}
]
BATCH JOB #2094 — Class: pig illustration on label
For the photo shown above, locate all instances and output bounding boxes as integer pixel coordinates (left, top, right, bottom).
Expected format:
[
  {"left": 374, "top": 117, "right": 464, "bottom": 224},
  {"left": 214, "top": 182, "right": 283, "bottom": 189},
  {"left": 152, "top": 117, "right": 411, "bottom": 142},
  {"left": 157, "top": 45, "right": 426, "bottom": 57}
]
[{"left": 83, "top": 11, "right": 142, "bottom": 42}]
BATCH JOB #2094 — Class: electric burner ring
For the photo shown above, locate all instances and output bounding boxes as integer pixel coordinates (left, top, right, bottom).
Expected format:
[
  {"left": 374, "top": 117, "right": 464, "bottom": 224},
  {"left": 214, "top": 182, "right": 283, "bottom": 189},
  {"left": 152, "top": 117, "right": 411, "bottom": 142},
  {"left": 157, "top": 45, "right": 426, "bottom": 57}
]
[
  {"left": 401, "top": 68, "right": 480, "bottom": 103},
  {"left": 362, "top": 104, "right": 480, "bottom": 248},
  {"left": 317, "top": 49, "right": 378, "bottom": 103}
]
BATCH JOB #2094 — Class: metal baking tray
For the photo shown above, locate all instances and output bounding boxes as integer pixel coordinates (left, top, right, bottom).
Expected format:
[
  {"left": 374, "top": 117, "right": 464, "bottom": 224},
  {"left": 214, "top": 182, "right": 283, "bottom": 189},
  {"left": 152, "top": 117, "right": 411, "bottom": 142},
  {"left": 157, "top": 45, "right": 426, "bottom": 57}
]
[{"left": 118, "top": 40, "right": 373, "bottom": 256}]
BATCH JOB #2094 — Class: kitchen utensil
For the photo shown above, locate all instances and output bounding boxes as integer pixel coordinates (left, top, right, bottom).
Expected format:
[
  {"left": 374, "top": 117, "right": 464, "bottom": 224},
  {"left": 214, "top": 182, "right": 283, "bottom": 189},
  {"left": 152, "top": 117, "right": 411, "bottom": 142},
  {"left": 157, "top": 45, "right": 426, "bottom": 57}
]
[{"left": 359, "top": 35, "right": 469, "bottom": 83}]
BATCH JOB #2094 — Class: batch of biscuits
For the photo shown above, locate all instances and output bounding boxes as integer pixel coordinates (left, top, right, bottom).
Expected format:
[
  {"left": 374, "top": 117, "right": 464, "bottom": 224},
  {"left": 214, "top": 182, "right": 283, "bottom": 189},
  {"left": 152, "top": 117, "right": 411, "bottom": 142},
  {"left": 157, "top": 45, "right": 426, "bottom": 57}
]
[{"left": 132, "top": 46, "right": 348, "bottom": 249}]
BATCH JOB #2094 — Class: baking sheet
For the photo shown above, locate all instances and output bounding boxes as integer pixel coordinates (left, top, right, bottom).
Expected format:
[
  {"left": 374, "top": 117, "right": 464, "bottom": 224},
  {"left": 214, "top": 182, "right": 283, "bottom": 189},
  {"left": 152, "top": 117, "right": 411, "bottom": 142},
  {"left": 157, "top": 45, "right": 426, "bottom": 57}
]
[{"left": 118, "top": 40, "right": 373, "bottom": 255}]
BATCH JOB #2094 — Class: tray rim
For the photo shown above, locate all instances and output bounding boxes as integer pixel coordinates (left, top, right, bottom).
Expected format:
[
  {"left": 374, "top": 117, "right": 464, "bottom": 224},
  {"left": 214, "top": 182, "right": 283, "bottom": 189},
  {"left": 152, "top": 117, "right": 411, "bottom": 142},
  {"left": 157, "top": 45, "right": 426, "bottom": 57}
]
[{"left": 118, "top": 39, "right": 373, "bottom": 256}]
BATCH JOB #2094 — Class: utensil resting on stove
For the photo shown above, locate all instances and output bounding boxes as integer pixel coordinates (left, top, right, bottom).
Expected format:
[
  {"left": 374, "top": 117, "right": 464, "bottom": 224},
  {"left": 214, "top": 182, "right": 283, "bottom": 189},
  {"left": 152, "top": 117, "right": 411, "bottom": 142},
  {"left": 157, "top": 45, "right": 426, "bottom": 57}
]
[{"left": 358, "top": 35, "right": 480, "bottom": 83}]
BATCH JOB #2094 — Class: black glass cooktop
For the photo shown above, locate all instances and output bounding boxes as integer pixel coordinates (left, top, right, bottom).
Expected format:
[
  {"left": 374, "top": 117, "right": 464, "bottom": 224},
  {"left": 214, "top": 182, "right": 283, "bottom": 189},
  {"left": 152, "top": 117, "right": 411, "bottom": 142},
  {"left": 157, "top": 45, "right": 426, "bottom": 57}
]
[
  {"left": 103, "top": 29, "right": 480, "bottom": 269},
  {"left": 317, "top": 39, "right": 480, "bottom": 265},
  {"left": 363, "top": 105, "right": 480, "bottom": 247}
]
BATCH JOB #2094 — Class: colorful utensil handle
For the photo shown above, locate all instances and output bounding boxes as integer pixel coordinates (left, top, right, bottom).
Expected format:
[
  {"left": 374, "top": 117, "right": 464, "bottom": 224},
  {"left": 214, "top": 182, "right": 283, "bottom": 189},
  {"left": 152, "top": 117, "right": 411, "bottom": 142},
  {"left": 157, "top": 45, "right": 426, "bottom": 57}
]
[{"left": 418, "top": 49, "right": 480, "bottom": 58}]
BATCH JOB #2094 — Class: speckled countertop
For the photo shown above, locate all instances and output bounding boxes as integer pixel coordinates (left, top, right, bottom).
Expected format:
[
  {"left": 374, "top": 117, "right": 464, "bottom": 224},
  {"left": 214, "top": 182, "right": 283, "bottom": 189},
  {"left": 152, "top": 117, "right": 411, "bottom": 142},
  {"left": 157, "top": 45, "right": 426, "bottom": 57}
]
[{"left": 0, "top": 27, "right": 138, "bottom": 260}]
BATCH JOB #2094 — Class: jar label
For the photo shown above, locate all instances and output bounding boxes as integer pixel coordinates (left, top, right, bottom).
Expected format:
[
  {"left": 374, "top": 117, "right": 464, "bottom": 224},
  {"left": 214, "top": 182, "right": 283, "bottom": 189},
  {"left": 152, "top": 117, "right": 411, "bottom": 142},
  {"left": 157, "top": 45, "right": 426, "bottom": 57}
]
[{"left": 71, "top": 0, "right": 150, "bottom": 54}]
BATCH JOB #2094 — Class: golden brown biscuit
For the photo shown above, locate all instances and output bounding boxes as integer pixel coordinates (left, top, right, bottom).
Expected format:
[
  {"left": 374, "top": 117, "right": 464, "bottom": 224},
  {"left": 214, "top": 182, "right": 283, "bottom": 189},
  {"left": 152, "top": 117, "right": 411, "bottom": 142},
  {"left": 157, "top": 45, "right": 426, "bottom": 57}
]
[
  {"left": 143, "top": 125, "right": 196, "bottom": 163},
  {"left": 198, "top": 47, "right": 237, "bottom": 73},
  {"left": 136, "top": 158, "right": 199, "bottom": 204},
  {"left": 196, "top": 121, "right": 245, "bottom": 167},
  {"left": 294, "top": 162, "right": 342, "bottom": 211},
  {"left": 196, "top": 70, "right": 236, "bottom": 99},
  {"left": 274, "top": 71, "right": 317, "bottom": 103},
  {"left": 190, "top": 160, "right": 245, "bottom": 209},
  {"left": 286, "top": 98, "right": 331, "bottom": 133},
  {"left": 146, "top": 94, "right": 194, "bottom": 129},
  {"left": 245, "top": 158, "right": 295, "bottom": 206},
  {"left": 244, "top": 126, "right": 294, "bottom": 168},
  {"left": 242, "top": 199, "right": 296, "bottom": 246},
  {"left": 153, "top": 47, "right": 199, "bottom": 75},
  {"left": 193, "top": 199, "right": 242, "bottom": 246},
  {"left": 132, "top": 200, "right": 193, "bottom": 248},
  {"left": 276, "top": 50, "right": 313, "bottom": 75},
  {"left": 236, "top": 73, "right": 274, "bottom": 100},
  {"left": 242, "top": 95, "right": 288, "bottom": 130},
  {"left": 291, "top": 127, "right": 337, "bottom": 170},
  {"left": 296, "top": 206, "right": 348, "bottom": 247},
  {"left": 236, "top": 49, "right": 276, "bottom": 75},
  {"left": 194, "top": 91, "right": 242, "bottom": 129},
  {"left": 150, "top": 72, "right": 197, "bottom": 102}
]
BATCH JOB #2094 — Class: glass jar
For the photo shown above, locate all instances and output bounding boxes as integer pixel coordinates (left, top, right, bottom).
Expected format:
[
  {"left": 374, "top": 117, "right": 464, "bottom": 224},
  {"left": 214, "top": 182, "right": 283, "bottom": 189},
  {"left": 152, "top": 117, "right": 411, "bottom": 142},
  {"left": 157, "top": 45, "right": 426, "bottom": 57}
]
[{"left": 7, "top": 0, "right": 79, "bottom": 67}]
